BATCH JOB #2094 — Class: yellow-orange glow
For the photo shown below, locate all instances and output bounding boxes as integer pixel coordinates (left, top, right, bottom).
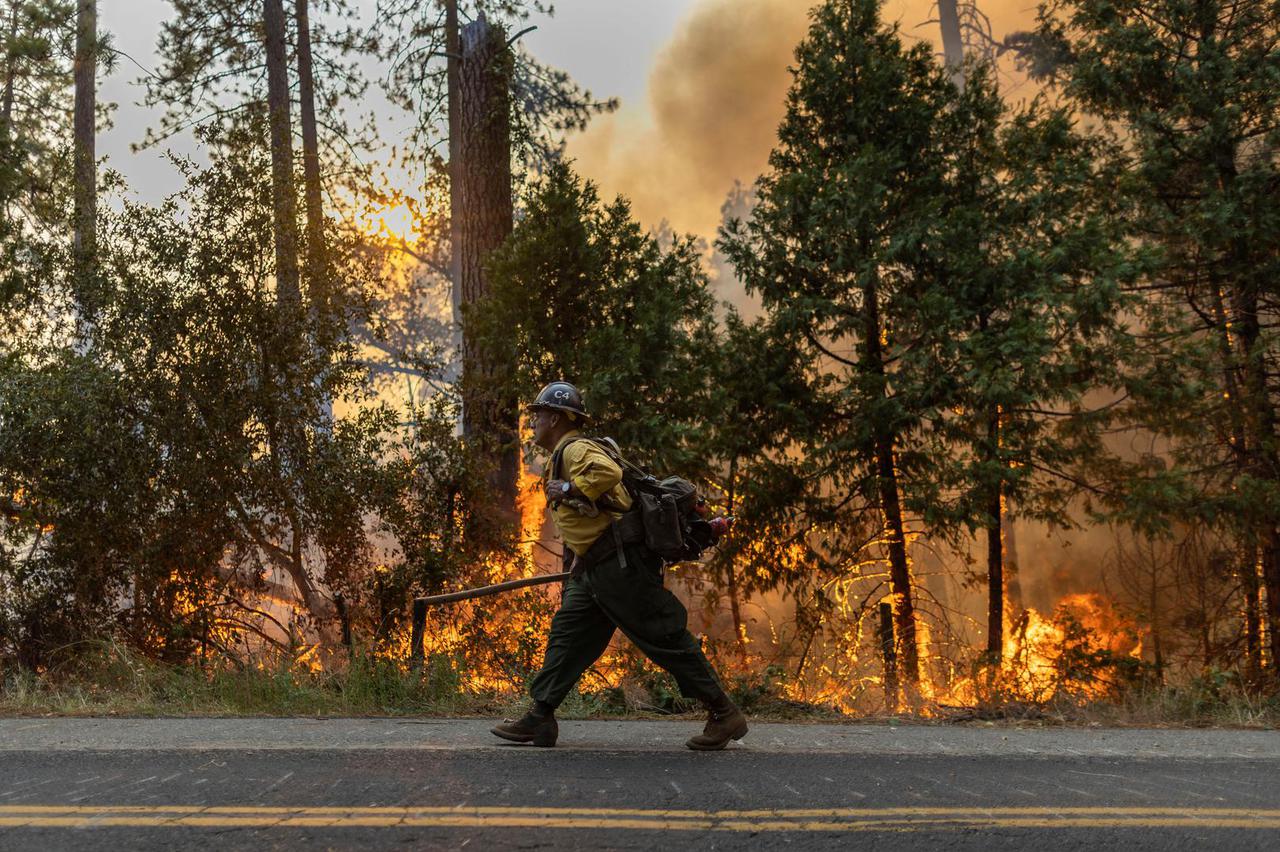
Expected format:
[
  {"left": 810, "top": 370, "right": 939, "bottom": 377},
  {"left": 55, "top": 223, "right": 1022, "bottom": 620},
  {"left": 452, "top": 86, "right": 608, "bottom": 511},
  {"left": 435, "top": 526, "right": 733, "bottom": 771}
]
[
  {"left": 360, "top": 200, "right": 423, "bottom": 245},
  {"left": 931, "top": 592, "right": 1143, "bottom": 709}
]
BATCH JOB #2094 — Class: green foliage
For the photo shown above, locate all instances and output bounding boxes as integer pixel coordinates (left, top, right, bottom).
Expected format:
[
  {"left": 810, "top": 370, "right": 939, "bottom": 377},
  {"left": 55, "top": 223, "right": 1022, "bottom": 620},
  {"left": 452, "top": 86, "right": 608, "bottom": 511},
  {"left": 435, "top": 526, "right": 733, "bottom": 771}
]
[
  {"left": 711, "top": 0, "right": 1132, "bottom": 618},
  {"left": 1039, "top": 0, "right": 1280, "bottom": 538},
  {"left": 0, "top": 122, "right": 486, "bottom": 668},
  {"left": 1049, "top": 610, "right": 1148, "bottom": 700},
  {"left": 716, "top": 0, "right": 974, "bottom": 589},
  {"left": 373, "top": 0, "right": 617, "bottom": 176},
  {"left": 903, "top": 89, "right": 1131, "bottom": 540},
  {"left": 142, "top": 0, "right": 373, "bottom": 162},
  {"left": 472, "top": 161, "right": 722, "bottom": 476},
  {"left": 0, "top": 641, "right": 483, "bottom": 716},
  {"left": 0, "top": 0, "right": 78, "bottom": 227},
  {"left": 9, "top": 0, "right": 1280, "bottom": 716}
]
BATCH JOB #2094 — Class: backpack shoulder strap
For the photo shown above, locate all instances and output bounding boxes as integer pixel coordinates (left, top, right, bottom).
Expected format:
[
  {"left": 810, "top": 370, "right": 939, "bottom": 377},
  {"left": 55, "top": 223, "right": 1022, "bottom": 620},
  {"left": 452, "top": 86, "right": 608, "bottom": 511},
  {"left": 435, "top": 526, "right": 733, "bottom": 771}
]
[
  {"left": 577, "top": 436, "right": 651, "bottom": 479},
  {"left": 550, "top": 437, "right": 585, "bottom": 482},
  {"left": 553, "top": 436, "right": 644, "bottom": 513}
]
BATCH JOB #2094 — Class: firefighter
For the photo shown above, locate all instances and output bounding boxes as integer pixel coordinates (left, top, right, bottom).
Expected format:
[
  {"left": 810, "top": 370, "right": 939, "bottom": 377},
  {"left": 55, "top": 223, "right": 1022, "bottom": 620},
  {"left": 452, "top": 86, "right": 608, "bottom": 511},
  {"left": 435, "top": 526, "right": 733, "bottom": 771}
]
[{"left": 491, "top": 381, "right": 748, "bottom": 751}]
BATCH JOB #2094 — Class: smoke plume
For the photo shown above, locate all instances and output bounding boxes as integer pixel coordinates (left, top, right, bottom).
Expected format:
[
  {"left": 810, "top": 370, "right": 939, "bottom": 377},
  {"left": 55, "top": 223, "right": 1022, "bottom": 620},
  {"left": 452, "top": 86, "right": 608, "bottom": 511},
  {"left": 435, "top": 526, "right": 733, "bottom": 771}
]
[
  {"left": 567, "top": 0, "right": 1039, "bottom": 242},
  {"left": 567, "top": 0, "right": 809, "bottom": 239}
]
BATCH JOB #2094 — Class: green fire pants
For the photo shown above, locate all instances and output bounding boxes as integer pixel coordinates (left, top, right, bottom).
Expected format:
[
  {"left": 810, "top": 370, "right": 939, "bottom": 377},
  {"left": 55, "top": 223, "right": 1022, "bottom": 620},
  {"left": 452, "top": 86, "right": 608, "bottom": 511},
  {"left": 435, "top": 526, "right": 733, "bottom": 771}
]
[{"left": 529, "top": 543, "right": 725, "bottom": 708}]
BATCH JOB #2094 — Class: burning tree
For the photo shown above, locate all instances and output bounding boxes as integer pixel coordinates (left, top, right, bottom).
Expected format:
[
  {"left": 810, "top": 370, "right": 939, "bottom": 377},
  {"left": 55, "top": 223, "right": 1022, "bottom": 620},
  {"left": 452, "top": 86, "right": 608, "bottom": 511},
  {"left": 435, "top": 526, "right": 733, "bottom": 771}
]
[
  {"left": 901, "top": 93, "right": 1129, "bottom": 665},
  {"left": 1038, "top": 0, "right": 1280, "bottom": 678},
  {"left": 720, "top": 0, "right": 1001, "bottom": 689}
]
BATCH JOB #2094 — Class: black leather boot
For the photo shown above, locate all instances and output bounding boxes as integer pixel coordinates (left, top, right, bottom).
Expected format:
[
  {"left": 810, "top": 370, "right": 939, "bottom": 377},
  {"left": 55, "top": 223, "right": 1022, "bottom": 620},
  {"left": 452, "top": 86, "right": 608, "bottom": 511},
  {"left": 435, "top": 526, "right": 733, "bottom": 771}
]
[
  {"left": 685, "top": 693, "right": 748, "bottom": 751},
  {"left": 491, "top": 705, "right": 558, "bottom": 747}
]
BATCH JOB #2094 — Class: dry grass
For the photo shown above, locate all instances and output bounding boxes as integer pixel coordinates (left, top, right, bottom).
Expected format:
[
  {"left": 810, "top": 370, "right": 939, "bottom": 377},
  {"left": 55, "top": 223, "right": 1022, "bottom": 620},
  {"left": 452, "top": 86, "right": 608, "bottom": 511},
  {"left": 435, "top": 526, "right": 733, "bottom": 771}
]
[
  {"left": 3, "top": 645, "right": 1276, "bottom": 727},
  {"left": 0, "top": 642, "right": 494, "bottom": 718}
]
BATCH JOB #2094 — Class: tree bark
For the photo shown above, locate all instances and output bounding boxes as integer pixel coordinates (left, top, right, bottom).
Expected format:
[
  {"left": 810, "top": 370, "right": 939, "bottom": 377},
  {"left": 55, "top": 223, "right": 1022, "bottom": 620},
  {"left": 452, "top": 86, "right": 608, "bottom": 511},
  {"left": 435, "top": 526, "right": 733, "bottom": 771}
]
[
  {"left": 1149, "top": 558, "right": 1164, "bottom": 681},
  {"left": 456, "top": 14, "right": 518, "bottom": 511},
  {"left": 1, "top": 1, "right": 18, "bottom": 224},
  {"left": 262, "top": 0, "right": 337, "bottom": 641},
  {"left": 725, "top": 454, "right": 747, "bottom": 660},
  {"left": 936, "top": 0, "right": 965, "bottom": 87},
  {"left": 263, "top": 0, "right": 300, "bottom": 312},
  {"left": 862, "top": 274, "right": 920, "bottom": 685},
  {"left": 294, "top": 0, "right": 324, "bottom": 291},
  {"left": 446, "top": 0, "right": 461, "bottom": 326},
  {"left": 1243, "top": 545, "right": 1262, "bottom": 681},
  {"left": 878, "top": 600, "right": 898, "bottom": 709},
  {"left": 985, "top": 406, "right": 1003, "bottom": 662},
  {"left": 72, "top": 0, "right": 97, "bottom": 337},
  {"left": 293, "top": 0, "right": 334, "bottom": 425},
  {"left": 1225, "top": 205, "right": 1280, "bottom": 672},
  {"left": 1208, "top": 279, "right": 1261, "bottom": 679}
]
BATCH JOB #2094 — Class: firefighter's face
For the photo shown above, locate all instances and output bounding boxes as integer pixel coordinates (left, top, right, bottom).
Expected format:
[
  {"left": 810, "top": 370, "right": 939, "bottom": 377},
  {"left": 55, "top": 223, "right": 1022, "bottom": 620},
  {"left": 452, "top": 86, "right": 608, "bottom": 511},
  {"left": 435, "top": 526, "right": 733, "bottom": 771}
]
[{"left": 529, "top": 408, "right": 560, "bottom": 449}]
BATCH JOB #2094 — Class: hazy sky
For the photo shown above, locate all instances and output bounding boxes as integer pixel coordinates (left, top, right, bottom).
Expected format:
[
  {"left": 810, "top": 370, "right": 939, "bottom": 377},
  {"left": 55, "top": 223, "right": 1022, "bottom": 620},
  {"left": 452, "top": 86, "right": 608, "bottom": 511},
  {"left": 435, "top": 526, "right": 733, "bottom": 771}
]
[
  {"left": 100, "top": 0, "right": 1038, "bottom": 241},
  {"left": 99, "top": 0, "right": 693, "bottom": 203}
]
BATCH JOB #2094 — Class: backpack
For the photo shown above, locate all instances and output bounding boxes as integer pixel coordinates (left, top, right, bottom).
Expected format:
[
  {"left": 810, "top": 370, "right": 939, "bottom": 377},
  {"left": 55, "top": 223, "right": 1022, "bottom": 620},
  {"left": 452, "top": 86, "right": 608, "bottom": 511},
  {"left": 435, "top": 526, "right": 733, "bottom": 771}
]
[{"left": 551, "top": 437, "right": 724, "bottom": 563}]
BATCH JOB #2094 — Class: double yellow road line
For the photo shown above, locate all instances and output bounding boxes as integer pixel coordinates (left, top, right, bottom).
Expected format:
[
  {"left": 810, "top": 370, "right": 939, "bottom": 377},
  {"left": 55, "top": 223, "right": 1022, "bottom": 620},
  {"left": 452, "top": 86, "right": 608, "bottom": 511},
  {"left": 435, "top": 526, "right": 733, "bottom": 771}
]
[{"left": 1, "top": 805, "right": 1279, "bottom": 831}]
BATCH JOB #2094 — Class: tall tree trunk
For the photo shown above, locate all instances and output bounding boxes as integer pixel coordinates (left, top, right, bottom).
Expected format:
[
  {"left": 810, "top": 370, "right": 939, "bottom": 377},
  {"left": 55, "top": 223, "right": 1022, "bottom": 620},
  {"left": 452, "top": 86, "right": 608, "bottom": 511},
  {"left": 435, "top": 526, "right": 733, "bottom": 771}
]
[
  {"left": 1209, "top": 280, "right": 1261, "bottom": 679},
  {"left": 936, "top": 0, "right": 965, "bottom": 87},
  {"left": 263, "top": 0, "right": 300, "bottom": 312},
  {"left": 262, "top": 0, "right": 336, "bottom": 641},
  {"left": 446, "top": 0, "right": 461, "bottom": 328},
  {"left": 1149, "top": 561, "right": 1164, "bottom": 682},
  {"left": 456, "top": 14, "right": 517, "bottom": 512},
  {"left": 985, "top": 406, "right": 1003, "bottom": 662},
  {"left": 1237, "top": 312, "right": 1280, "bottom": 672},
  {"left": 862, "top": 274, "right": 920, "bottom": 686},
  {"left": 1225, "top": 206, "right": 1280, "bottom": 672},
  {"left": 1, "top": 2, "right": 18, "bottom": 142},
  {"left": 1, "top": 1, "right": 19, "bottom": 223},
  {"left": 1244, "top": 545, "right": 1262, "bottom": 681},
  {"left": 725, "top": 454, "right": 747, "bottom": 659},
  {"left": 1262, "top": 541, "right": 1280, "bottom": 671},
  {"left": 1003, "top": 501, "right": 1023, "bottom": 616},
  {"left": 294, "top": 0, "right": 324, "bottom": 290},
  {"left": 72, "top": 0, "right": 96, "bottom": 339},
  {"left": 293, "top": 0, "right": 333, "bottom": 425}
]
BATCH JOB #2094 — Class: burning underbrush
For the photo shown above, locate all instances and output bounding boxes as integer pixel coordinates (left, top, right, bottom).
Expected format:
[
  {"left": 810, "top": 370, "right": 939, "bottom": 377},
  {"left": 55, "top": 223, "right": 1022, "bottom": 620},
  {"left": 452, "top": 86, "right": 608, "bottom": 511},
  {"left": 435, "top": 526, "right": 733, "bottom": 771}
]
[
  {"left": 3, "top": 547, "right": 1274, "bottom": 726},
  {"left": 3, "top": 463, "right": 1269, "bottom": 726},
  {"left": 928, "top": 594, "right": 1149, "bottom": 716}
]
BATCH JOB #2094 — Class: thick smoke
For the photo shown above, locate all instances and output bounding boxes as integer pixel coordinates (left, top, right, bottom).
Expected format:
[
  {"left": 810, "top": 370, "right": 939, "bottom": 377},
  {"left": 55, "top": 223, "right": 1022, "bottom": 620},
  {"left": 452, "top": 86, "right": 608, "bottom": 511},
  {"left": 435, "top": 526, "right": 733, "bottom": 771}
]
[
  {"left": 568, "top": 0, "right": 809, "bottom": 239},
  {"left": 569, "top": 0, "right": 1127, "bottom": 675},
  {"left": 567, "top": 0, "right": 1039, "bottom": 241}
]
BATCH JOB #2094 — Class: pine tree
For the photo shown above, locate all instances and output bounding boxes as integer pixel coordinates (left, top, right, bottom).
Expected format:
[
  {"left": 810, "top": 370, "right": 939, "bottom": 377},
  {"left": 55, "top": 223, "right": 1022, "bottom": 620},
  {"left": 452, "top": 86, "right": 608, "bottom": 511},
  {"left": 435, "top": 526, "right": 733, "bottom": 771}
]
[
  {"left": 901, "top": 82, "right": 1129, "bottom": 662},
  {"left": 1039, "top": 0, "right": 1280, "bottom": 673},
  {"left": 720, "top": 0, "right": 977, "bottom": 687},
  {"left": 471, "top": 163, "right": 720, "bottom": 476}
]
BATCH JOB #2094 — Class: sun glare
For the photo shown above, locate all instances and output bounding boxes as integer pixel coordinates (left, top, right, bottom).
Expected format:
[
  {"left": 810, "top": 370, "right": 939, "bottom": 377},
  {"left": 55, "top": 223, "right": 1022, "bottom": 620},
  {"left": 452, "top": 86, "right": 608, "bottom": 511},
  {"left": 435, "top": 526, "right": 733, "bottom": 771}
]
[{"left": 361, "top": 200, "right": 421, "bottom": 245}]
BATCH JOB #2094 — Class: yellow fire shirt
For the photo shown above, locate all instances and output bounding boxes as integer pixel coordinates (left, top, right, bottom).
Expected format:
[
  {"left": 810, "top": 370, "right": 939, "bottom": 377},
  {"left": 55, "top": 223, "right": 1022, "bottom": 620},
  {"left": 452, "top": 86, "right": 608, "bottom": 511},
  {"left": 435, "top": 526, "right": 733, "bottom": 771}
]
[{"left": 549, "top": 431, "right": 634, "bottom": 556}]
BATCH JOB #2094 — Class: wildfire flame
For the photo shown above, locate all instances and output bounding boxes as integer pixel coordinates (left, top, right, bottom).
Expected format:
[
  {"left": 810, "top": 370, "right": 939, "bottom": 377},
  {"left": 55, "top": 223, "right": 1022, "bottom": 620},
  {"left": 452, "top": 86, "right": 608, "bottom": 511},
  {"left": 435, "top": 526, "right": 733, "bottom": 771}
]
[{"left": 932, "top": 592, "right": 1144, "bottom": 710}]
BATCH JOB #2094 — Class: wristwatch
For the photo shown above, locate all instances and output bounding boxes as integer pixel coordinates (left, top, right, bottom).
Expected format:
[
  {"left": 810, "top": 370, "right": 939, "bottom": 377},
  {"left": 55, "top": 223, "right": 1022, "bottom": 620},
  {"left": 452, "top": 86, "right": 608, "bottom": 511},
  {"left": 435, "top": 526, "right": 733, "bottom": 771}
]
[{"left": 560, "top": 481, "right": 573, "bottom": 496}]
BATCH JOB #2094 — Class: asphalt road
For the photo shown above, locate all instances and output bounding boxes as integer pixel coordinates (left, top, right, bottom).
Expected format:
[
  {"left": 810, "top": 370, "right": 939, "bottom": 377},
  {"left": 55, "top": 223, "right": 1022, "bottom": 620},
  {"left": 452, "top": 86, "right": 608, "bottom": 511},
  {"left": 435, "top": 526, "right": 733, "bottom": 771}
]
[{"left": 1, "top": 718, "right": 1278, "bottom": 850}]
